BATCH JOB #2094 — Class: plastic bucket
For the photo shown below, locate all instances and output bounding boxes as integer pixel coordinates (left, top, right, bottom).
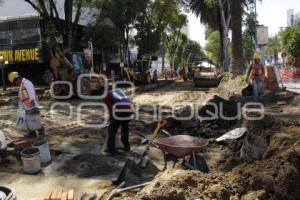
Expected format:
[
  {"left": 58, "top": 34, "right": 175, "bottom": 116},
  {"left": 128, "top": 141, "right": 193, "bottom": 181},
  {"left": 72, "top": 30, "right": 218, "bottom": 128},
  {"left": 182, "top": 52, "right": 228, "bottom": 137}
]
[
  {"left": 21, "top": 147, "right": 41, "bottom": 174},
  {"left": 33, "top": 142, "right": 51, "bottom": 164},
  {"left": 0, "top": 131, "right": 6, "bottom": 149}
]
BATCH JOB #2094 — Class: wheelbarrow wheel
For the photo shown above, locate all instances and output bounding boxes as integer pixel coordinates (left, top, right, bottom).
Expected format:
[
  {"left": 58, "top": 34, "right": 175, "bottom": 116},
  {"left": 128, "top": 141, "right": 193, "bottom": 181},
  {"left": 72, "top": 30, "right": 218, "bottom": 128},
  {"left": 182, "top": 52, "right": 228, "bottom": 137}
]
[{"left": 187, "top": 154, "right": 209, "bottom": 173}]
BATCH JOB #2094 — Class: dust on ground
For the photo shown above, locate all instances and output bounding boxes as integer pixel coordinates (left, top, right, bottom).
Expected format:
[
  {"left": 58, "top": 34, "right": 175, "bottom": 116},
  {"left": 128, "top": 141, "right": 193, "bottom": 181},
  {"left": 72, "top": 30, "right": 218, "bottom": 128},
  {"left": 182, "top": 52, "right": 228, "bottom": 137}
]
[
  {"left": 113, "top": 79, "right": 300, "bottom": 200},
  {"left": 0, "top": 79, "right": 300, "bottom": 200}
]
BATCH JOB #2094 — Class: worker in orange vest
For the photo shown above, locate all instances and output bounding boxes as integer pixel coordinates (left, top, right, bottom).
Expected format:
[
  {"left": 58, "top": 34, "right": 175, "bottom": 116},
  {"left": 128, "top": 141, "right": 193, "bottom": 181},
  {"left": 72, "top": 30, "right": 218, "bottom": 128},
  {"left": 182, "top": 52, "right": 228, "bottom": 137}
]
[
  {"left": 8, "top": 72, "right": 45, "bottom": 141},
  {"left": 246, "top": 53, "right": 265, "bottom": 101}
]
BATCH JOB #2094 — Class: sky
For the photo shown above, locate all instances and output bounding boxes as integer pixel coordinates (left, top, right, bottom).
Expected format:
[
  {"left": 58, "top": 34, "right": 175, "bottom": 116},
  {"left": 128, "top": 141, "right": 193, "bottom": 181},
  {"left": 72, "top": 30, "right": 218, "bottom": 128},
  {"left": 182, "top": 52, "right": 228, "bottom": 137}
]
[
  {"left": 189, "top": 0, "right": 300, "bottom": 46},
  {"left": 1, "top": 0, "right": 300, "bottom": 47}
]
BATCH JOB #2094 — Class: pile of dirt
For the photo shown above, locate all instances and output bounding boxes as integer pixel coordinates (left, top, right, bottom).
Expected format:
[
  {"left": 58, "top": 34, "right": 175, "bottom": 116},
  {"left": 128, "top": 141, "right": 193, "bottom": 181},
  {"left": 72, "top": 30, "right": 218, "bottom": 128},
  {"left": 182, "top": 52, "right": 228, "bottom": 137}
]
[
  {"left": 198, "top": 95, "right": 239, "bottom": 131},
  {"left": 217, "top": 75, "right": 247, "bottom": 99},
  {"left": 119, "top": 116, "right": 300, "bottom": 200}
]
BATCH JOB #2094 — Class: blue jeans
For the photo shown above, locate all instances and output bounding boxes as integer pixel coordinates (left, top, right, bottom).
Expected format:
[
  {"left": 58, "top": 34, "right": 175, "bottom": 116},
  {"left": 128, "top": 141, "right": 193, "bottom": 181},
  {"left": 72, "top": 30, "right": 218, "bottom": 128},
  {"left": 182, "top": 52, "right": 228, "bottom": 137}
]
[{"left": 252, "top": 80, "right": 263, "bottom": 99}]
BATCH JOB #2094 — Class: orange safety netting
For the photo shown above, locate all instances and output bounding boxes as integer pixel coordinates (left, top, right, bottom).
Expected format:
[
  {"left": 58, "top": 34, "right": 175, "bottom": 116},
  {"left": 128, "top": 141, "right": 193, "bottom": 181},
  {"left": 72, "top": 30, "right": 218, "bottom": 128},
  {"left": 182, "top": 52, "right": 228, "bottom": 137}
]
[{"left": 279, "top": 67, "right": 300, "bottom": 80}]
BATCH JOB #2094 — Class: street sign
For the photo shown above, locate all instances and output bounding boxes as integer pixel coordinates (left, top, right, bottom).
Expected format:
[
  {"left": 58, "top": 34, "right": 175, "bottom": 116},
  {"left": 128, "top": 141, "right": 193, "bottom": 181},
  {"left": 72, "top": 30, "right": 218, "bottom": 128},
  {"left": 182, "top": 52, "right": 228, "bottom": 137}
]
[{"left": 256, "top": 26, "right": 269, "bottom": 45}]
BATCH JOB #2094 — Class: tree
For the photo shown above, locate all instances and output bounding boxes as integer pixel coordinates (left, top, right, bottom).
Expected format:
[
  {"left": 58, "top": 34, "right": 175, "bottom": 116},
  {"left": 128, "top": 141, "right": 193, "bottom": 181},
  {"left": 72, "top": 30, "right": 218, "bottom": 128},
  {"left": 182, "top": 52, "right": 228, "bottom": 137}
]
[
  {"left": 92, "top": 0, "right": 149, "bottom": 65},
  {"left": 189, "top": 0, "right": 230, "bottom": 70},
  {"left": 189, "top": 0, "right": 260, "bottom": 75},
  {"left": 183, "top": 40, "right": 206, "bottom": 63},
  {"left": 266, "top": 35, "right": 281, "bottom": 65},
  {"left": 86, "top": 20, "right": 120, "bottom": 70},
  {"left": 151, "top": 0, "right": 187, "bottom": 70},
  {"left": 280, "top": 23, "right": 300, "bottom": 66},
  {"left": 23, "top": 0, "right": 85, "bottom": 49},
  {"left": 205, "top": 31, "right": 221, "bottom": 65},
  {"left": 243, "top": 12, "right": 257, "bottom": 65},
  {"left": 230, "top": 0, "right": 243, "bottom": 76},
  {"left": 165, "top": 32, "right": 188, "bottom": 68},
  {"left": 134, "top": 0, "right": 164, "bottom": 57}
]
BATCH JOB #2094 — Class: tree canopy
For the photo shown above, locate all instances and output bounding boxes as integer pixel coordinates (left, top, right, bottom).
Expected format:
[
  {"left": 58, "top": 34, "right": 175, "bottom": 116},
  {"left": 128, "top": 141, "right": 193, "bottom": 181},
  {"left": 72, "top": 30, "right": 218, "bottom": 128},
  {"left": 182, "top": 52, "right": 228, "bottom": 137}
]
[
  {"left": 280, "top": 23, "right": 300, "bottom": 66},
  {"left": 23, "top": 0, "right": 86, "bottom": 49},
  {"left": 205, "top": 31, "right": 221, "bottom": 65}
]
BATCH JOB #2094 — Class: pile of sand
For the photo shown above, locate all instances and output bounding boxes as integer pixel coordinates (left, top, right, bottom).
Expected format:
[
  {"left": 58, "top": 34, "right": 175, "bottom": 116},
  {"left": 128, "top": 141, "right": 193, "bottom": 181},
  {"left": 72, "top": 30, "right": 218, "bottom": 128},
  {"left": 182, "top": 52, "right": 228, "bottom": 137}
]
[{"left": 118, "top": 116, "right": 300, "bottom": 200}]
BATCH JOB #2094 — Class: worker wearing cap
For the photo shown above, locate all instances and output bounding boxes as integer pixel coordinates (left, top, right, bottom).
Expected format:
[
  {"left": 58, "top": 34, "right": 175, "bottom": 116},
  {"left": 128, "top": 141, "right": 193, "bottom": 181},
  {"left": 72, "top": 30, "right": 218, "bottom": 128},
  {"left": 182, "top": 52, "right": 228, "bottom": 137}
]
[
  {"left": 246, "top": 53, "right": 265, "bottom": 101},
  {"left": 8, "top": 72, "right": 45, "bottom": 140},
  {"left": 103, "top": 88, "right": 133, "bottom": 156}
]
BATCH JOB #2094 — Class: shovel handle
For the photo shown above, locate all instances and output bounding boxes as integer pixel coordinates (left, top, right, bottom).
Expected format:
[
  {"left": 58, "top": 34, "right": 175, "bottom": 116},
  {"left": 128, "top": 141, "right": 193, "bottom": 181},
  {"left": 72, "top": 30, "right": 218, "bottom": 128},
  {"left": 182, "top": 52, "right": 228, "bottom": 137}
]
[
  {"left": 150, "top": 120, "right": 167, "bottom": 140},
  {"left": 158, "top": 120, "right": 167, "bottom": 128}
]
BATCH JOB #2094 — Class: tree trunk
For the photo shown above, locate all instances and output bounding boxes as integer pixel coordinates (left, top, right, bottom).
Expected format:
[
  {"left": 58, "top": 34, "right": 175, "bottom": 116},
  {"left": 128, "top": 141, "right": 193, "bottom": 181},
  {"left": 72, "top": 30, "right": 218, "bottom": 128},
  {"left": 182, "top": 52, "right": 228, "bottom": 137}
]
[
  {"left": 230, "top": 0, "right": 244, "bottom": 77},
  {"left": 218, "top": 0, "right": 230, "bottom": 71},
  {"left": 162, "top": 41, "right": 165, "bottom": 71},
  {"left": 219, "top": 21, "right": 225, "bottom": 70},
  {"left": 64, "top": 0, "right": 73, "bottom": 49},
  {"left": 125, "top": 27, "right": 131, "bottom": 67}
]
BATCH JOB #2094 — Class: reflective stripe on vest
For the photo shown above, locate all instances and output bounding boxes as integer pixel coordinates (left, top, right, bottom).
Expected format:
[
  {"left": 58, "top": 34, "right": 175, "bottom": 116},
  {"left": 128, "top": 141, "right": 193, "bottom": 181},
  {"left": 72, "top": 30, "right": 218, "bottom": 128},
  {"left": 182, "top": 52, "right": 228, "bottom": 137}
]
[
  {"left": 251, "top": 64, "right": 263, "bottom": 81},
  {"left": 21, "top": 80, "right": 38, "bottom": 110}
]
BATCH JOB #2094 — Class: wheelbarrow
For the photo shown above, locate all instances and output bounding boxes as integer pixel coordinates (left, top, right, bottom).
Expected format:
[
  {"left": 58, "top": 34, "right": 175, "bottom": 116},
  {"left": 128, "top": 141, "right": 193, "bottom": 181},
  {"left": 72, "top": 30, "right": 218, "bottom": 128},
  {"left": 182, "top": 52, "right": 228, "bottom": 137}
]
[
  {"left": 151, "top": 127, "right": 248, "bottom": 171},
  {"left": 153, "top": 135, "right": 209, "bottom": 171}
]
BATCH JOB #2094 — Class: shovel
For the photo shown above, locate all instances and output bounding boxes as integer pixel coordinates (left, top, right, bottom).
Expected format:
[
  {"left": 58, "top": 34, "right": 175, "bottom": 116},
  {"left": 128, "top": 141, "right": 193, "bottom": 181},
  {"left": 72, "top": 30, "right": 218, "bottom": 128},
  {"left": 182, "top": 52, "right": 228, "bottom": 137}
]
[
  {"left": 135, "top": 120, "right": 167, "bottom": 166},
  {"left": 215, "top": 127, "right": 247, "bottom": 142}
]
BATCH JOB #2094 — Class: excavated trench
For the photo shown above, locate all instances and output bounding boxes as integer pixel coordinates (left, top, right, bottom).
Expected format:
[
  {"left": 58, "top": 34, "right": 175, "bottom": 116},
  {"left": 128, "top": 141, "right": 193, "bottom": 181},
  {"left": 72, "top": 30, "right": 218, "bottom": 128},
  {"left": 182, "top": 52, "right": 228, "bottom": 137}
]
[{"left": 0, "top": 81, "right": 300, "bottom": 200}]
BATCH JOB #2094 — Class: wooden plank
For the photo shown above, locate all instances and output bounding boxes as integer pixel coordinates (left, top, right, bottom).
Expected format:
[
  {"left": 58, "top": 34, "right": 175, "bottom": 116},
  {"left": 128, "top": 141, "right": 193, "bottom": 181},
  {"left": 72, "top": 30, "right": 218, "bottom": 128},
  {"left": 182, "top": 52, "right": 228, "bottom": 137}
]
[
  {"left": 55, "top": 189, "right": 63, "bottom": 200},
  {"left": 61, "top": 192, "right": 68, "bottom": 200},
  {"left": 43, "top": 191, "right": 52, "bottom": 200},
  {"left": 50, "top": 190, "right": 57, "bottom": 200},
  {"left": 67, "top": 189, "right": 74, "bottom": 200}
]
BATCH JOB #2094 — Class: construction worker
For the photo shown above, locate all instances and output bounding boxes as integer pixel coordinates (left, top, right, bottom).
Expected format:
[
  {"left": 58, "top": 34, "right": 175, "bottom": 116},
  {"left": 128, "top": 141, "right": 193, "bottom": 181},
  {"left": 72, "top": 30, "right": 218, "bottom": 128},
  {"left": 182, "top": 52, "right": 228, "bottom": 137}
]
[
  {"left": 103, "top": 88, "right": 133, "bottom": 156},
  {"left": 8, "top": 72, "right": 45, "bottom": 141},
  {"left": 246, "top": 53, "right": 265, "bottom": 101}
]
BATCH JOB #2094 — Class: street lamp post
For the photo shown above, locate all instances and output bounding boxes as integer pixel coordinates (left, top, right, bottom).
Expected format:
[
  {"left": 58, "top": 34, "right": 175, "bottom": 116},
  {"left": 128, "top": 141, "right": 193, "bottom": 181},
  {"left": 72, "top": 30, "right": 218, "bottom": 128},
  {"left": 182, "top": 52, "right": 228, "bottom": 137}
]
[{"left": 0, "top": 56, "right": 6, "bottom": 91}]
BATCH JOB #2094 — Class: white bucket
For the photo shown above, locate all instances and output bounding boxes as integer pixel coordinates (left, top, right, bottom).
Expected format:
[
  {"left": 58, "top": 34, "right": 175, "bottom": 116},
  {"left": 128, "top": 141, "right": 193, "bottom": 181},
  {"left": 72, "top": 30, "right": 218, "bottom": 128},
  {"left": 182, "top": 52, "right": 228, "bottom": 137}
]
[
  {"left": 0, "top": 131, "right": 6, "bottom": 149},
  {"left": 33, "top": 142, "right": 51, "bottom": 164},
  {"left": 21, "top": 147, "right": 41, "bottom": 175}
]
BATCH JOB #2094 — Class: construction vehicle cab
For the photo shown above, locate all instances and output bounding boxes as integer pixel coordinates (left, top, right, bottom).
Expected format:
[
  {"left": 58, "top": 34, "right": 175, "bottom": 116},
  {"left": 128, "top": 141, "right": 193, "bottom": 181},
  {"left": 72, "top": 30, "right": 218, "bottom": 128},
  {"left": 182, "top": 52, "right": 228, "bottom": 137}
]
[
  {"left": 193, "top": 61, "right": 222, "bottom": 87},
  {"left": 123, "top": 54, "right": 158, "bottom": 84}
]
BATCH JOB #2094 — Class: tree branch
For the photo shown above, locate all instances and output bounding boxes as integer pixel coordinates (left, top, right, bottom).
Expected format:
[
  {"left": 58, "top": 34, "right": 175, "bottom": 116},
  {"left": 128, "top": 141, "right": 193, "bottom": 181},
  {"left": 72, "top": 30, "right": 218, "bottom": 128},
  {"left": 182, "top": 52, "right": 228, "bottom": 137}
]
[
  {"left": 37, "top": 0, "right": 50, "bottom": 18},
  {"left": 74, "top": 0, "right": 83, "bottom": 25},
  {"left": 49, "top": 0, "right": 60, "bottom": 19},
  {"left": 24, "top": 0, "right": 43, "bottom": 15}
]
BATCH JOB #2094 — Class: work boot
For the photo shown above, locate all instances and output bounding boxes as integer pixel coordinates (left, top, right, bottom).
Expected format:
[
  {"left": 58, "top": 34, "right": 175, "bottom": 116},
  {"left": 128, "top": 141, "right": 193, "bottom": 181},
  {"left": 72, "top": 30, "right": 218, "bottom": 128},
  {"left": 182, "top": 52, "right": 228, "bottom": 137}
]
[{"left": 103, "top": 150, "right": 117, "bottom": 157}]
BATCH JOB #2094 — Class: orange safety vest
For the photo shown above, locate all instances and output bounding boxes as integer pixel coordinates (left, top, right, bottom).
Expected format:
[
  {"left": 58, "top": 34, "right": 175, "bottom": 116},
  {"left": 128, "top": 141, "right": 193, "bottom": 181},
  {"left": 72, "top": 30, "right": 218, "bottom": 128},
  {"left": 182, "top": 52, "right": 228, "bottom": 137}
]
[
  {"left": 250, "top": 64, "right": 264, "bottom": 81},
  {"left": 21, "top": 80, "right": 39, "bottom": 110}
]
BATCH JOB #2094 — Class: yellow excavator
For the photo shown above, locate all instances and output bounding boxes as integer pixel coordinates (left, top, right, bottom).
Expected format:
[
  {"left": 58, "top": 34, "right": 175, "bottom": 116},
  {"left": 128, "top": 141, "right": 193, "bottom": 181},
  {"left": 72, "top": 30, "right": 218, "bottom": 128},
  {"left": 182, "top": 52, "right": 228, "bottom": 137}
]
[
  {"left": 123, "top": 54, "right": 158, "bottom": 84},
  {"left": 46, "top": 48, "right": 105, "bottom": 97}
]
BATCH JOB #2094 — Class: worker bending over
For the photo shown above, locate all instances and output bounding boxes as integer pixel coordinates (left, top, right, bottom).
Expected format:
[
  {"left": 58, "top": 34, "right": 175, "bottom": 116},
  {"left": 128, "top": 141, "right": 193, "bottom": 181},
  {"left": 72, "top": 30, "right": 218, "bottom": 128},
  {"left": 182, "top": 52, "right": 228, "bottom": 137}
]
[
  {"left": 8, "top": 72, "right": 45, "bottom": 141},
  {"left": 246, "top": 53, "right": 265, "bottom": 101},
  {"left": 103, "top": 88, "right": 133, "bottom": 156}
]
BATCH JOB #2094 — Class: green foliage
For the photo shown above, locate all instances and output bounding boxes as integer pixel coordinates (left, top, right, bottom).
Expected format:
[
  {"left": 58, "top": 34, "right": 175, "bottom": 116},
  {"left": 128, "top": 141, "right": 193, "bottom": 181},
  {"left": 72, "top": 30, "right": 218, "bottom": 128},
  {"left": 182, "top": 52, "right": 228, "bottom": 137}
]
[
  {"left": 86, "top": 22, "right": 120, "bottom": 63},
  {"left": 189, "top": 0, "right": 220, "bottom": 30},
  {"left": 205, "top": 31, "right": 221, "bottom": 65},
  {"left": 280, "top": 23, "right": 300, "bottom": 58},
  {"left": 134, "top": 0, "right": 183, "bottom": 57},
  {"left": 266, "top": 35, "right": 281, "bottom": 63},
  {"left": 184, "top": 40, "right": 206, "bottom": 63}
]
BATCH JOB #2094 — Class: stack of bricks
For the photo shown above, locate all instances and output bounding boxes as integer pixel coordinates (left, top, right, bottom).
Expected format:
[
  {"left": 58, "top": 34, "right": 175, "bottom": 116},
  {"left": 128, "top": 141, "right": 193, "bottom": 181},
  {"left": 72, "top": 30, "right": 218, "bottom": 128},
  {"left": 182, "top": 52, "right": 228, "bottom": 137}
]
[{"left": 44, "top": 189, "right": 74, "bottom": 200}]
